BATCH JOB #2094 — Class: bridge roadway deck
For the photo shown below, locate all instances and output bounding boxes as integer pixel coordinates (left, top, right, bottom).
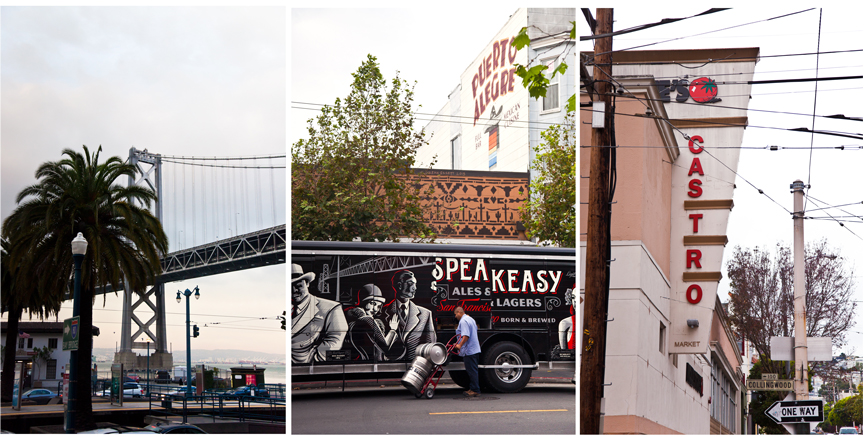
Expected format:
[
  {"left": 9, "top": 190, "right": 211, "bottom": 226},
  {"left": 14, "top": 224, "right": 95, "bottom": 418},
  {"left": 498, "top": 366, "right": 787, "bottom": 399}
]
[{"left": 64, "top": 225, "right": 286, "bottom": 298}]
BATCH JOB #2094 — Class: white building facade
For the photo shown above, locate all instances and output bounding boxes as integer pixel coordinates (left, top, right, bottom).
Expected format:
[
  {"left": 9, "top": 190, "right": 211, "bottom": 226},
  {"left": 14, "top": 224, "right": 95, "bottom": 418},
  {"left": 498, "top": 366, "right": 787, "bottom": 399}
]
[
  {"left": 1, "top": 321, "right": 98, "bottom": 391},
  {"left": 418, "top": 8, "right": 576, "bottom": 174}
]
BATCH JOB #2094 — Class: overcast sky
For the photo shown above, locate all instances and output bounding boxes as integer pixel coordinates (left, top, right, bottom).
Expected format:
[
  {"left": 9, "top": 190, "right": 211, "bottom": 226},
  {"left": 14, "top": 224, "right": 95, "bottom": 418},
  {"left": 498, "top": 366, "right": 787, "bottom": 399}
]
[
  {"left": 292, "top": 6, "right": 862, "bottom": 356},
  {"left": 1, "top": 6, "right": 286, "bottom": 357}
]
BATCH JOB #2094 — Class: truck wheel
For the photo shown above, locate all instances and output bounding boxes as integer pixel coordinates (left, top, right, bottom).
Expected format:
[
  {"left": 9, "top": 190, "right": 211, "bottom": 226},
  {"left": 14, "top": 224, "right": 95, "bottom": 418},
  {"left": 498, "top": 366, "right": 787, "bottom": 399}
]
[
  {"left": 481, "top": 341, "right": 532, "bottom": 393},
  {"left": 448, "top": 370, "right": 470, "bottom": 389}
]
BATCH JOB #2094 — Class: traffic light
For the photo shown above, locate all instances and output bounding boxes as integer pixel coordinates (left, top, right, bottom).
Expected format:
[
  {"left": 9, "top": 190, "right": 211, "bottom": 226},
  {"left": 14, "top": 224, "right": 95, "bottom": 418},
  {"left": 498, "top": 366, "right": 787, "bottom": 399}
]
[{"left": 193, "top": 325, "right": 199, "bottom": 338}]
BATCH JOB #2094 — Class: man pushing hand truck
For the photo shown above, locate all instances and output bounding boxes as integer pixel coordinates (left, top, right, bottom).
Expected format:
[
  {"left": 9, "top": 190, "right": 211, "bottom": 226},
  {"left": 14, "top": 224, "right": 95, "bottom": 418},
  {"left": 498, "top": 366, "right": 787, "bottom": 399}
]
[{"left": 454, "top": 306, "right": 481, "bottom": 397}]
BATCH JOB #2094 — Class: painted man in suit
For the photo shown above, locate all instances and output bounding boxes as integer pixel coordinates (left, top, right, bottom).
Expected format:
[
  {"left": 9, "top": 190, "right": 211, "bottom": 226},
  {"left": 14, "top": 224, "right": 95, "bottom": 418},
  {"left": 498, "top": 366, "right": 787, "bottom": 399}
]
[
  {"left": 291, "top": 264, "right": 347, "bottom": 364},
  {"left": 384, "top": 270, "right": 436, "bottom": 361}
]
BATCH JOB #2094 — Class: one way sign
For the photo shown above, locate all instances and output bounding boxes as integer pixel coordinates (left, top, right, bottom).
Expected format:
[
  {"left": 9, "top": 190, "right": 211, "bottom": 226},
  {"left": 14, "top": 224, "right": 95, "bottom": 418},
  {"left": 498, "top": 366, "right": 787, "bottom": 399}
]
[{"left": 765, "top": 400, "right": 824, "bottom": 423}]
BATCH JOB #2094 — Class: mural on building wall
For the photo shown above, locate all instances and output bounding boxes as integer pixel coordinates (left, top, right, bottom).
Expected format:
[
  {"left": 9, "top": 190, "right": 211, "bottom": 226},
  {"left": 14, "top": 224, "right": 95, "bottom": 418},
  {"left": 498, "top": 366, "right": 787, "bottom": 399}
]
[{"left": 412, "top": 169, "right": 529, "bottom": 240}]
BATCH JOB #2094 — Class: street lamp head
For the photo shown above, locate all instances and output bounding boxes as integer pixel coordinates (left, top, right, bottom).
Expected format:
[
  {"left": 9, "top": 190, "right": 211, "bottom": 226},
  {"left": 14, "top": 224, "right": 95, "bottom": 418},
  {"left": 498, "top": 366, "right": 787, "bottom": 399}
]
[
  {"left": 71, "top": 232, "right": 88, "bottom": 256},
  {"left": 176, "top": 291, "right": 182, "bottom": 303},
  {"left": 194, "top": 286, "right": 200, "bottom": 300}
]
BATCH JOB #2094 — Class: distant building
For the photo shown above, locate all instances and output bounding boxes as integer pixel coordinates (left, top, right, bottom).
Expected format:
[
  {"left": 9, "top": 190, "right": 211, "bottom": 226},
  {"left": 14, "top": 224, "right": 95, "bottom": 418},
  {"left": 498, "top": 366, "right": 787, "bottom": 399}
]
[
  {"left": 1, "top": 321, "right": 100, "bottom": 390},
  {"left": 418, "top": 8, "right": 575, "bottom": 173}
]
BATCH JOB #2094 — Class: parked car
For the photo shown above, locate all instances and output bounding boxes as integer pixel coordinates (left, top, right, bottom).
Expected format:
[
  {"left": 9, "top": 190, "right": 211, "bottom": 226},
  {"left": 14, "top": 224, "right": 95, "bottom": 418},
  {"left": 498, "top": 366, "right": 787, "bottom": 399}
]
[
  {"left": 143, "top": 423, "right": 207, "bottom": 434},
  {"left": 154, "top": 371, "right": 171, "bottom": 384},
  {"left": 160, "top": 386, "right": 196, "bottom": 400},
  {"left": 19, "top": 388, "right": 58, "bottom": 405},
  {"left": 223, "top": 385, "right": 269, "bottom": 399},
  {"left": 79, "top": 425, "right": 156, "bottom": 434},
  {"left": 126, "top": 373, "right": 140, "bottom": 382},
  {"left": 839, "top": 427, "right": 858, "bottom": 435},
  {"left": 98, "top": 382, "right": 146, "bottom": 398}
]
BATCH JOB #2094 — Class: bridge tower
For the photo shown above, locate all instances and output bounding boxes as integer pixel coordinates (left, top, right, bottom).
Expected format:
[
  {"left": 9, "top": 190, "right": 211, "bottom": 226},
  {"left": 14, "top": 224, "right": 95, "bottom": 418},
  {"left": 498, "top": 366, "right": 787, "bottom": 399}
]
[{"left": 113, "top": 148, "right": 173, "bottom": 371}]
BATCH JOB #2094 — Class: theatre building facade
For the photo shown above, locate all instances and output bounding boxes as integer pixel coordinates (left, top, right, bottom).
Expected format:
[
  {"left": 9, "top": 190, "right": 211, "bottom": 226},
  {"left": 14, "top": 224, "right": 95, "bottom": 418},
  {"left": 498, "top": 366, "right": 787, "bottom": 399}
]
[{"left": 580, "top": 48, "right": 759, "bottom": 434}]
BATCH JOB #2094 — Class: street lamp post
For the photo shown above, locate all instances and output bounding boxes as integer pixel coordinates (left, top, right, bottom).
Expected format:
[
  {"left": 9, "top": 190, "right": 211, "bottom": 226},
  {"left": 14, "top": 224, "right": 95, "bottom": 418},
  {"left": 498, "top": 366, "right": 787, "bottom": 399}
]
[
  {"left": 142, "top": 337, "right": 150, "bottom": 405},
  {"left": 66, "top": 233, "right": 87, "bottom": 433},
  {"left": 176, "top": 286, "right": 199, "bottom": 397}
]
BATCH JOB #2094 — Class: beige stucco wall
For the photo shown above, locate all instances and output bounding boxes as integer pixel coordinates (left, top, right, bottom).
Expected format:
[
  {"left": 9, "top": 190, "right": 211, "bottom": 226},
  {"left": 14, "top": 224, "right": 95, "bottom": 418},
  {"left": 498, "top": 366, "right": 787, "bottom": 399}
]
[{"left": 580, "top": 94, "right": 672, "bottom": 280}]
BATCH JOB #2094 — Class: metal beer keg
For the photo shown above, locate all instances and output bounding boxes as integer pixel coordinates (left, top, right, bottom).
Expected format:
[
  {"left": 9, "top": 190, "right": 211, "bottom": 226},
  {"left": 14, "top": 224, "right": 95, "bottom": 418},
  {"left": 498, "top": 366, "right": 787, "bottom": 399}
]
[
  {"left": 417, "top": 342, "right": 448, "bottom": 366},
  {"left": 401, "top": 356, "right": 434, "bottom": 395}
]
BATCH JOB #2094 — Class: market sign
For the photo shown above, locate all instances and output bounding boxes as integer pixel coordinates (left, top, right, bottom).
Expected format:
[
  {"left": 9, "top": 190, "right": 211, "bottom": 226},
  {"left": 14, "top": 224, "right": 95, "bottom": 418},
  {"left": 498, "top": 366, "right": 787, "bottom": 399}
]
[
  {"left": 656, "top": 77, "right": 720, "bottom": 103},
  {"left": 745, "top": 379, "right": 793, "bottom": 391},
  {"left": 63, "top": 316, "right": 80, "bottom": 351}
]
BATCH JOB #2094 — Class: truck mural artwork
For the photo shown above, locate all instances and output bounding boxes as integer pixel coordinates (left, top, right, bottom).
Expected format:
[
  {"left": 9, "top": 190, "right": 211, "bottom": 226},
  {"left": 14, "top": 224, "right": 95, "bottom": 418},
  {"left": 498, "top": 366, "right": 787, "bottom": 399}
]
[{"left": 292, "top": 241, "right": 575, "bottom": 393}]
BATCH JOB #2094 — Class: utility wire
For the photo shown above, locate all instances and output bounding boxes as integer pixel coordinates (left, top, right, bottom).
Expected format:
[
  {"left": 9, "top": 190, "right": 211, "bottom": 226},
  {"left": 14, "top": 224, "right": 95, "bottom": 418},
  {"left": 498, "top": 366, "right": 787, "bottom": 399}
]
[
  {"left": 587, "top": 49, "right": 863, "bottom": 66},
  {"left": 583, "top": 144, "right": 861, "bottom": 150},
  {"left": 589, "top": 91, "right": 862, "bottom": 121},
  {"left": 806, "top": 195, "right": 864, "bottom": 222},
  {"left": 586, "top": 8, "right": 815, "bottom": 59},
  {"left": 579, "top": 76, "right": 862, "bottom": 87},
  {"left": 580, "top": 8, "right": 730, "bottom": 41},
  {"left": 804, "top": 9, "right": 824, "bottom": 213},
  {"left": 579, "top": 107, "right": 863, "bottom": 140},
  {"left": 802, "top": 195, "right": 863, "bottom": 240}
]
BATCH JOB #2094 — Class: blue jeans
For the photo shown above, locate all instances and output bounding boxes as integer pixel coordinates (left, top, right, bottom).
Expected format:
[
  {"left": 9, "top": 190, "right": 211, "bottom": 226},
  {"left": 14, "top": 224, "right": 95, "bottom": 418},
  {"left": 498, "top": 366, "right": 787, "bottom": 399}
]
[{"left": 464, "top": 353, "right": 480, "bottom": 393}]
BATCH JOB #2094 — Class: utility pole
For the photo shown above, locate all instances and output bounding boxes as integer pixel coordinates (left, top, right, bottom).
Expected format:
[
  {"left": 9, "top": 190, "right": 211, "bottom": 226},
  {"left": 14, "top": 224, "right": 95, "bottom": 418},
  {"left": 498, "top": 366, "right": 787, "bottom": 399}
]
[
  {"left": 792, "top": 179, "right": 809, "bottom": 434},
  {"left": 581, "top": 8, "right": 613, "bottom": 435}
]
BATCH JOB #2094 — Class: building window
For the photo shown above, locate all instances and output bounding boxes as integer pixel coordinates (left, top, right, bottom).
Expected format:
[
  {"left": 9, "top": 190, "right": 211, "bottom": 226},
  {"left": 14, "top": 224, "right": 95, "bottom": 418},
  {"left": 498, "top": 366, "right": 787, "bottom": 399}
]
[
  {"left": 711, "top": 358, "right": 737, "bottom": 432},
  {"left": 46, "top": 359, "right": 57, "bottom": 380},
  {"left": 450, "top": 136, "right": 459, "bottom": 170},
  {"left": 542, "top": 58, "right": 560, "bottom": 112},
  {"left": 27, "top": 338, "right": 33, "bottom": 349},
  {"left": 672, "top": 353, "right": 678, "bottom": 368},
  {"left": 18, "top": 337, "right": 24, "bottom": 349},
  {"left": 659, "top": 322, "right": 666, "bottom": 354},
  {"left": 48, "top": 338, "right": 58, "bottom": 349}
]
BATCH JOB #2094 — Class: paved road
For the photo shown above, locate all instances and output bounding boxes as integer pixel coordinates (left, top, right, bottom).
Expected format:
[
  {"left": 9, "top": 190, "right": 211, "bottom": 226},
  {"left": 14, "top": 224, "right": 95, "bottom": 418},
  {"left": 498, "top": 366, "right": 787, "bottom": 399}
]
[{"left": 292, "top": 383, "right": 575, "bottom": 434}]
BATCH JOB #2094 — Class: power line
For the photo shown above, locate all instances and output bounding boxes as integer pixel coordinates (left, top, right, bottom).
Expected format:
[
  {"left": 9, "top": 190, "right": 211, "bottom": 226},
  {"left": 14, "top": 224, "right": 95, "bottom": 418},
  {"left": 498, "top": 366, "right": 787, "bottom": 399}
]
[
  {"left": 581, "top": 144, "right": 862, "bottom": 150},
  {"left": 590, "top": 49, "right": 863, "bottom": 66},
  {"left": 803, "top": 194, "right": 863, "bottom": 240},
  {"left": 589, "top": 92, "right": 862, "bottom": 121},
  {"left": 804, "top": 9, "right": 824, "bottom": 213},
  {"left": 580, "top": 8, "right": 730, "bottom": 41},
  {"left": 580, "top": 75, "right": 863, "bottom": 87},
  {"left": 579, "top": 107, "right": 863, "bottom": 140},
  {"left": 586, "top": 8, "right": 815, "bottom": 58}
]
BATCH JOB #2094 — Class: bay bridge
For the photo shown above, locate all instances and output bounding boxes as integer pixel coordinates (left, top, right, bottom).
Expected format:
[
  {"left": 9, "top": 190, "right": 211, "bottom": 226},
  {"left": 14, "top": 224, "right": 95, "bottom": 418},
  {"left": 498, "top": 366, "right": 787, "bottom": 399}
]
[{"left": 84, "top": 148, "right": 287, "bottom": 370}]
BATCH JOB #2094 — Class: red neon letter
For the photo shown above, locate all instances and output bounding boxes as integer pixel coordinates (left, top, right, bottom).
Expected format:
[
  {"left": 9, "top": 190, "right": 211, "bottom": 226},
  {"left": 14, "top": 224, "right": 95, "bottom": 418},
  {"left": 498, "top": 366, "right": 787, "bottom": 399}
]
[
  {"left": 689, "top": 136, "right": 704, "bottom": 153},
  {"left": 687, "top": 284, "right": 703, "bottom": 304},
  {"left": 686, "top": 250, "right": 702, "bottom": 269},
  {"left": 688, "top": 179, "right": 703, "bottom": 198},
  {"left": 688, "top": 157, "right": 704, "bottom": 176},
  {"left": 689, "top": 214, "right": 703, "bottom": 233}
]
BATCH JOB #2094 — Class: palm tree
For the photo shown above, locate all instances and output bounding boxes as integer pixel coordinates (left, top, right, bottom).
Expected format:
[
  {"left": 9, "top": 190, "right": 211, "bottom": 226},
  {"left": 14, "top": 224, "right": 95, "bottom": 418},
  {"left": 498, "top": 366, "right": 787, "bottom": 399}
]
[
  {"left": 2, "top": 145, "right": 167, "bottom": 430},
  {"left": 1, "top": 235, "right": 63, "bottom": 402}
]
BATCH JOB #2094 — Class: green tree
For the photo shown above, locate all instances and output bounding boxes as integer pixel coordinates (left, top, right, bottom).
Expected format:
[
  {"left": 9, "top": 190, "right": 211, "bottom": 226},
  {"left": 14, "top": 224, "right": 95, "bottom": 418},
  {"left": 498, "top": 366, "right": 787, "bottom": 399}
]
[
  {"left": 1, "top": 235, "right": 63, "bottom": 402},
  {"left": 828, "top": 393, "right": 863, "bottom": 427},
  {"left": 31, "top": 345, "right": 53, "bottom": 386},
  {"left": 292, "top": 54, "right": 435, "bottom": 242},
  {"left": 2, "top": 145, "right": 167, "bottom": 430},
  {"left": 519, "top": 112, "right": 576, "bottom": 247},
  {"left": 512, "top": 22, "right": 576, "bottom": 113}
]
